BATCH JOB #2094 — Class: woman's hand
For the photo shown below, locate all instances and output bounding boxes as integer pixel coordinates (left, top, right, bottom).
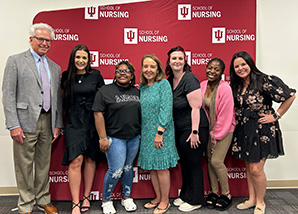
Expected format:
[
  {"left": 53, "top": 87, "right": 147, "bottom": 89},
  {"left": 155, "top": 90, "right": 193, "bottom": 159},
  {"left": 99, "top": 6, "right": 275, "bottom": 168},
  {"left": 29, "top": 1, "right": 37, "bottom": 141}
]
[
  {"left": 187, "top": 133, "right": 201, "bottom": 149},
  {"left": 258, "top": 113, "right": 276, "bottom": 124},
  {"left": 99, "top": 138, "right": 110, "bottom": 152},
  {"left": 154, "top": 134, "right": 164, "bottom": 149}
]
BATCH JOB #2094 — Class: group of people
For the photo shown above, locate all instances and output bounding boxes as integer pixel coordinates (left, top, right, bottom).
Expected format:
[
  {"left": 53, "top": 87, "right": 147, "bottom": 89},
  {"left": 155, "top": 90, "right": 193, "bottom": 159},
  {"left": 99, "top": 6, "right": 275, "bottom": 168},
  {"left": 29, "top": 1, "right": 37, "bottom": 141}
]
[{"left": 2, "top": 23, "right": 296, "bottom": 214}]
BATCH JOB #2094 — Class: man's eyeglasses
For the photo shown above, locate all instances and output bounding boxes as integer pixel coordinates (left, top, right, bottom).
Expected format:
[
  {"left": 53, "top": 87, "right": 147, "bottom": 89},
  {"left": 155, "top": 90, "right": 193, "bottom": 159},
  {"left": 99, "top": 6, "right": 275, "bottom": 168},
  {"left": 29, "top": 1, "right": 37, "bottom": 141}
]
[
  {"left": 115, "top": 69, "right": 130, "bottom": 74},
  {"left": 33, "top": 36, "right": 52, "bottom": 44}
]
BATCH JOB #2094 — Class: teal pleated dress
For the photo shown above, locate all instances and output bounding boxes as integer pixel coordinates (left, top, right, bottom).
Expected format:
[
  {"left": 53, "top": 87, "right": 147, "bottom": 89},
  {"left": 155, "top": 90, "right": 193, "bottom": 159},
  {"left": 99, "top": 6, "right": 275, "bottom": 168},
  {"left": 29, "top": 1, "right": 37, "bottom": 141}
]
[{"left": 138, "top": 78, "right": 179, "bottom": 170}]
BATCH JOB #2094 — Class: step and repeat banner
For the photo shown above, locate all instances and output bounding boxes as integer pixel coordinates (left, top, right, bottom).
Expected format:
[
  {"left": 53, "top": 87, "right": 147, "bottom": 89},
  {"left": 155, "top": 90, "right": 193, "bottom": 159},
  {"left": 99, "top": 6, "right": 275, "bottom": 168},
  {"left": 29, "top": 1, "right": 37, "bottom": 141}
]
[{"left": 33, "top": 0, "right": 256, "bottom": 200}]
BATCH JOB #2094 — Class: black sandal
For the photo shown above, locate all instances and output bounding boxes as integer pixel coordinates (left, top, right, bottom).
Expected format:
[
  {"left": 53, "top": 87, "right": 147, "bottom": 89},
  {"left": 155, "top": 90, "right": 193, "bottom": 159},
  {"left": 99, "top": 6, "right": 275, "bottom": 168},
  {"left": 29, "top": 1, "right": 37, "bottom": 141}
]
[
  {"left": 205, "top": 193, "right": 219, "bottom": 209},
  {"left": 80, "top": 194, "right": 91, "bottom": 213},
  {"left": 214, "top": 195, "right": 232, "bottom": 211},
  {"left": 72, "top": 201, "right": 81, "bottom": 212}
]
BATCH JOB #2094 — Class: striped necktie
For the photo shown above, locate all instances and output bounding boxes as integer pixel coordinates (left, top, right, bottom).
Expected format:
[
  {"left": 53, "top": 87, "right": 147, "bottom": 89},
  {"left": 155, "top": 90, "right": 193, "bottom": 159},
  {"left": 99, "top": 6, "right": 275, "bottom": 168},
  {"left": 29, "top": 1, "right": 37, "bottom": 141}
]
[{"left": 39, "top": 57, "right": 51, "bottom": 111}]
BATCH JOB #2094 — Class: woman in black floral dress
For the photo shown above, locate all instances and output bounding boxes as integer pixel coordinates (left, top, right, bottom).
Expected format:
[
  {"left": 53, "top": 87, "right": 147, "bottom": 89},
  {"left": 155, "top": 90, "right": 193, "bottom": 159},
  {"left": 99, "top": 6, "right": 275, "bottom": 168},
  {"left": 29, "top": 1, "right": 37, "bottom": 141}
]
[{"left": 230, "top": 51, "right": 296, "bottom": 214}]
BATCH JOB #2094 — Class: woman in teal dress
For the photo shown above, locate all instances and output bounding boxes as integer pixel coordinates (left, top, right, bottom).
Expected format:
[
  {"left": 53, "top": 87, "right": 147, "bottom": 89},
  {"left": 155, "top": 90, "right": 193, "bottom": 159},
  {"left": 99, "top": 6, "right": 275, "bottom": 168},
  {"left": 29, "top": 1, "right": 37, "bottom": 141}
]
[{"left": 138, "top": 54, "right": 179, "bottom": 214}]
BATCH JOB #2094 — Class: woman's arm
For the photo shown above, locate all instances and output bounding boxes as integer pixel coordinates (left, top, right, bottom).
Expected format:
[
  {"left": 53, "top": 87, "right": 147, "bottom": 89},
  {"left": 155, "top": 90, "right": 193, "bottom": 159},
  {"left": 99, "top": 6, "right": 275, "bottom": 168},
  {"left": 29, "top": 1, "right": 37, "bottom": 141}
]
[
  {"left": 154, "top": 126, "right": 165, "bottom": 149},
  {"left": 186, "top": 88, "right": 202, "bottom": 149},
  {"left": 276, "top": 94, "right": 296, "bottom": 117},
  {"left": 154, "top": 80, "right": 173, "bottom": 149},
  {"left": 94, "top": 112, "right": 109, "bottom": 152},
  {"left": 212, "top": 83, "right": 235, "bottom": 141},
  {"left": 259, "top": 93, "right": 296, "bottom": 124}
]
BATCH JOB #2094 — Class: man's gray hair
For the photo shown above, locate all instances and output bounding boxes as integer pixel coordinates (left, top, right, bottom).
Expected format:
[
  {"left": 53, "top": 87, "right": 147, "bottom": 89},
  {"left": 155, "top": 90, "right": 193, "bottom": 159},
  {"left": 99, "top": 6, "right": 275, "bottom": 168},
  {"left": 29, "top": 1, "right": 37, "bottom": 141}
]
[{"left": 29, "top": 23, "right": 55, "bottom": 40}]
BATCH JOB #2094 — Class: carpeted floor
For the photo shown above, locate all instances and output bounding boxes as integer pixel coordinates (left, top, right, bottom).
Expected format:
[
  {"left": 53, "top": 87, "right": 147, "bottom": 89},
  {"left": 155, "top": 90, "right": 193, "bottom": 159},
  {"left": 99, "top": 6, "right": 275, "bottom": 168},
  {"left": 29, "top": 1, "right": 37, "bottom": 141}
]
[{"left": 1, "top": 189, "right": 298, "bottom": 213}]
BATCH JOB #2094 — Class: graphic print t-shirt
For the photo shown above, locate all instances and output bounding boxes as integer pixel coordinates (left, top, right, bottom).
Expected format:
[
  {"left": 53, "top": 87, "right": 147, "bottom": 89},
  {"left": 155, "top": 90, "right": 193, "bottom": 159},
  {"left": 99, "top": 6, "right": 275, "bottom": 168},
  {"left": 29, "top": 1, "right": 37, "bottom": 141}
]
[{"left": 92, "top": 83, "right": 141, "bottom": 139}]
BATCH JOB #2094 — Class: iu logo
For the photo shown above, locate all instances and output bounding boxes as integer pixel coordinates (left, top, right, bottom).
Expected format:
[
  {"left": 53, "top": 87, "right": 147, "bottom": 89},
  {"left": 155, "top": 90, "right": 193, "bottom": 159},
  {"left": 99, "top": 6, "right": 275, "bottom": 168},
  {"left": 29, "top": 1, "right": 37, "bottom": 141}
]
[
  {"left": 133, "top": 167, "right": 138, "bottom": 183},
  {"left": 124, "top": 28, "right": 138, "bottom": 44},
  {"left": 178, "top": 4, "right": 191, "bottom": 20},
  {"left": 90, "top": 51, "right": 99, "bottom": 67},
  {"left": 85, "top": 6, "right": 98, "bottom": 20},
  {"left": 212, "top": 27, "right": 226, "bottom": 43},
  {"left": 90, "top": 191, "right": 99, "bottom": 200},
  {"left": 185, "top": 51, "right": 191, "bottom": 66}
]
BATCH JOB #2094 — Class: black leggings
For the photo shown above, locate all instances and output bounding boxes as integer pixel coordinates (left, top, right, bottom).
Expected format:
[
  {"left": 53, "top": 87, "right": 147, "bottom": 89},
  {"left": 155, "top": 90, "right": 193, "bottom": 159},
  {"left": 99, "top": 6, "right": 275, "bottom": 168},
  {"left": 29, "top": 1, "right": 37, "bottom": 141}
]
[{"left": 175, "top": 127, "right": 208, "bottom": 205}]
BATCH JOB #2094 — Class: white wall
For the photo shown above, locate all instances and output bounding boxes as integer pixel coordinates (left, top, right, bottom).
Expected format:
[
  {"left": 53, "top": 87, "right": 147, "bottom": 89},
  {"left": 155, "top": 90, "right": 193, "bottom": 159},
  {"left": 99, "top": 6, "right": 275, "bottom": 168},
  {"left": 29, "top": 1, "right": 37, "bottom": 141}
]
[
  {"left": 0, "top": 0, "right": 297, "bottom": 187},
  {"left": 257, "top": 0, "right": 298, "bottom": 180}
]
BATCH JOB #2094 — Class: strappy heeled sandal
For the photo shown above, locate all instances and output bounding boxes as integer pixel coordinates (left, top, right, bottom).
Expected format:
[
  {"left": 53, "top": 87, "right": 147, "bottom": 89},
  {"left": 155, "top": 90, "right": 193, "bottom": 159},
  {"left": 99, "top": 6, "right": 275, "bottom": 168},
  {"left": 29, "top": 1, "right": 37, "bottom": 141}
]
[
  {"left": 80, "top": 194, "right": 91, "bottom": 213},
  {"left": 72, "top": 201, "right": 81, "bottom": 213}
]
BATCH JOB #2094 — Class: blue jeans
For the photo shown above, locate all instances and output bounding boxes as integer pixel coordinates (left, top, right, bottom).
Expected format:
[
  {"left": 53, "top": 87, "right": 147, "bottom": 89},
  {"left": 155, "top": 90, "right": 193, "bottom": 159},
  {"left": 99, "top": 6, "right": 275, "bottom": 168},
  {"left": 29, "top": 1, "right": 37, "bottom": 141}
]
[{"left": 102, "top": 135, "right": 140, "bottom": 201}]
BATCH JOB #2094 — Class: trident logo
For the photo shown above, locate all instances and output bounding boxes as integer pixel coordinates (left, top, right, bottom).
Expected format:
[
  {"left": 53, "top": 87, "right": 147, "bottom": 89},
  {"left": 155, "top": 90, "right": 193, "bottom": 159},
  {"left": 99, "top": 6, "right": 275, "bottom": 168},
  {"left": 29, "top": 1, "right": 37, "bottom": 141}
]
[
  {"left": 181, "top": 7, "right": 189, "bottom": 18},
  {"left": 212, "top": 27, "right": 225, "bottom": 43},
  {"left": 133, "top": 167, "right": 138, "bottom": 183},
  {"left": 85, "top": 6, "right": 98, "bottom": 19},
  {"left": 215, "top": 30, "right": 223, "bottom": 41},
  {"left": 124, "top": 28, "right": 138, "bottom": 44},
  {"left": 127, "top": 31, "right": 135, "bottom": 42},
  {"left": 90, "top": 191, "right": 99, "bottom": 200},
  {"left": 88, "top": 7, "right": 96, "bottom": 17},
  {"left": 185, "top": 51, "right": 191, "bottom": 66},
  {"left": 90, "top": 53, "right": 96, "bottom": 64},
  {"left": 90, "top": 51, "right": 99, "bottom": 67},
  {"left": 178, "top": 4, "right": 191, "bottom": 20}
]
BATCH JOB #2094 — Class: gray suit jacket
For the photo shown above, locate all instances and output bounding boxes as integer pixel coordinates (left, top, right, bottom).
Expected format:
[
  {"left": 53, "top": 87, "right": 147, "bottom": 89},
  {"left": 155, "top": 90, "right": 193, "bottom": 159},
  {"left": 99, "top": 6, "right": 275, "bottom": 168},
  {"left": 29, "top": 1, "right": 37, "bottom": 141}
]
[{"left": 2, "top": 49, "right": 62, "bottom": 133}]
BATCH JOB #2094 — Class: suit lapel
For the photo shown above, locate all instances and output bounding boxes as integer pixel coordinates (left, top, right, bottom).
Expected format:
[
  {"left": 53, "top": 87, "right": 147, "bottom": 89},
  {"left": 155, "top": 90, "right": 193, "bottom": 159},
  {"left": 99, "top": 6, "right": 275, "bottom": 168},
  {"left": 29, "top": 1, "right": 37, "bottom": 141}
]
[{"left": 24, "top": 50, "right": 42, "bottom": 87}]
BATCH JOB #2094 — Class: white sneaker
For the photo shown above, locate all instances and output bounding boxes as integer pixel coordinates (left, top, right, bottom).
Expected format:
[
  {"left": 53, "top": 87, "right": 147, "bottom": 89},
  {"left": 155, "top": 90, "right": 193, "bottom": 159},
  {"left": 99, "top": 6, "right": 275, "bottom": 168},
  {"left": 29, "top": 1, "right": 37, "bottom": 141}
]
[
  {"left": 173, "top": 198, "right": 184, "bottom": 206},
  {"left": 121, "top": 198, "right": 137, "bottom": 212},
  {"left": 178, "top": 202, "right": 202, "bottom": 212},
  {"left": 102, "top": 201, "right": 116, "bottom": 214}
]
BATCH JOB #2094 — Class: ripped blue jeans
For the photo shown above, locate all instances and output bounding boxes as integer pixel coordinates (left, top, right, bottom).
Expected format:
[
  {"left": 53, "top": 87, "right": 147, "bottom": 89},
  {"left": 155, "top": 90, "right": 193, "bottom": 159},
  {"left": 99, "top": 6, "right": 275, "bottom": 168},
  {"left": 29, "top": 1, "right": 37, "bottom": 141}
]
[{"left": 102, "top": 135, "right": 140, "bottom": 201}]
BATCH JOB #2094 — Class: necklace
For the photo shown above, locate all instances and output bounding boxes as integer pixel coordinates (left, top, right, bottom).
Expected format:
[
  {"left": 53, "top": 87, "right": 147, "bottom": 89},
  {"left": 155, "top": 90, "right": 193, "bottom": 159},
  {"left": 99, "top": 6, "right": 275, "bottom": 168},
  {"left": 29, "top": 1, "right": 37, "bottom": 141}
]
[{"left": 77, "top": 74, "right": 84, "bottom": 83}]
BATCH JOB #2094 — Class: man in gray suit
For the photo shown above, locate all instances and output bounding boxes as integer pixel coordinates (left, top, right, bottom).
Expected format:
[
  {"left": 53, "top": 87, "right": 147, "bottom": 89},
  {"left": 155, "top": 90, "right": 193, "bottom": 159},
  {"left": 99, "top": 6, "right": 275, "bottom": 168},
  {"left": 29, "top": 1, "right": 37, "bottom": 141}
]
[{"left": 2, "top": 23, "right": 62, "bottom": 214}]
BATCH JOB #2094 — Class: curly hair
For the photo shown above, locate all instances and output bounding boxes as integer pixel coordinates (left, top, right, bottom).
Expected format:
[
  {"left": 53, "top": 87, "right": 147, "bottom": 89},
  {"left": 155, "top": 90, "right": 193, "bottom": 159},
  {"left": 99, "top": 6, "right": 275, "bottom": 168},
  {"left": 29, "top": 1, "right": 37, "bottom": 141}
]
[{"left": 113, "top": 60, "right": 136, "bottom": 86}]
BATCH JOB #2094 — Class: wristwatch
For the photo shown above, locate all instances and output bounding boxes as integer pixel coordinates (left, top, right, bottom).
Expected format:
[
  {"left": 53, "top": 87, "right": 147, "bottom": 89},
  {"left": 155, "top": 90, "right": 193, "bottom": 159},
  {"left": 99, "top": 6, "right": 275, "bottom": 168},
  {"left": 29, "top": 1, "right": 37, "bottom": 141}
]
[
  {"left": 273, "top": 112, "right": 280, "bottom": 120},
  {"left": 157, "top": 130, "right": 164, "bottom": 135},
  {"left": 192, "top": 130, "right": 198, "bottom": 134}
]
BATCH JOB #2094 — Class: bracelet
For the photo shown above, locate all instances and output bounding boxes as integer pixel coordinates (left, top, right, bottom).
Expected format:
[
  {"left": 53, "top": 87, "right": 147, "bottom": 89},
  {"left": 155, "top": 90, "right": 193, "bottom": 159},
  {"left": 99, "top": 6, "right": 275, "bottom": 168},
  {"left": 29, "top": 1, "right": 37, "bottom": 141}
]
[
  {"left": 99, "top": 137, "right": 107, "bottom": 142},
  {"left": 275, "top": 111, "right": 281, "bottom": 118},
  {"left": 273, "top": 112, "right": 280, "bottom": 120},
  {"left": 157, "top": 130, "right": 164, "bottom": 135}
]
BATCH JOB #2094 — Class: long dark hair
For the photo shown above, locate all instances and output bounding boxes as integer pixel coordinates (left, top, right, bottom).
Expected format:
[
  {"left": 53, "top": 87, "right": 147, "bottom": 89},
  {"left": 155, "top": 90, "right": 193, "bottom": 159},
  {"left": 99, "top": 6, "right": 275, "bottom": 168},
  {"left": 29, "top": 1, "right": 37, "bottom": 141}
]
[
  {"left": 165, "top": 46, "right": 191, "bottom": 77},
  {"left": 113, "top": 60, "right": 136, "bottom": 86},
  {"left": 62, "top": 44, "right": 92, "bottom": 110},
  {"left": 230, "top": 51, "right": 265, "bottom": 101}
]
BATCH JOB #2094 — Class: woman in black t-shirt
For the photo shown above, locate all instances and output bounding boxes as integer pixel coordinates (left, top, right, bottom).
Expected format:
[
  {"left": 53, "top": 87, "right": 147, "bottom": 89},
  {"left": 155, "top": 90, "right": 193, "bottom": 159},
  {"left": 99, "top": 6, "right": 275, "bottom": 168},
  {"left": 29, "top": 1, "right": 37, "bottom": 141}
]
[
  {"left": 61, "top": 44, "right": 105, "bottom": 214},
  {"left": 166, "top": 46, "right": 209, "bottom": 212},
  {"left": 92, "top": 61, "right": 141, "bottom": 214}
]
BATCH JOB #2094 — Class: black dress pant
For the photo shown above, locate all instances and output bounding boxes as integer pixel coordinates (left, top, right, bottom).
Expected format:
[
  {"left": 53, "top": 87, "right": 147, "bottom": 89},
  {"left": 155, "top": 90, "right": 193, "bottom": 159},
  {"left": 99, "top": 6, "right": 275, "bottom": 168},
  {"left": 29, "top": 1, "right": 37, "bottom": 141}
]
[{"left": 175, "top": 127, "right": 208, "bottom": 205}]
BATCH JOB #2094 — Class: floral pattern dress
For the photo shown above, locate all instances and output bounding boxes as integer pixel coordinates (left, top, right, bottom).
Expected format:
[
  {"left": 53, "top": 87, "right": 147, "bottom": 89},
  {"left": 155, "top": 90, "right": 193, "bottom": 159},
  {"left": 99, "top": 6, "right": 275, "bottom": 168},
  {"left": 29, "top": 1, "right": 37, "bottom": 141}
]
[
  {"left": 231, "top": 75, "right": 296, "bottom": 162},
  {"left": 137, "top": 79, "right": 179, "bottom": 170}
]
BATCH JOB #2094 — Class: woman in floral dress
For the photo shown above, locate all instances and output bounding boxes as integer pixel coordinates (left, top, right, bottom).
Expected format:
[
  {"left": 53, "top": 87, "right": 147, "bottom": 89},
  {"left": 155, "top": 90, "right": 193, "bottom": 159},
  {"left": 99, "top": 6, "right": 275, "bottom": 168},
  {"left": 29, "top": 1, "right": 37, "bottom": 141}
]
[
  {"left": 138, "top": 54, "right": 179, "bottom": 214},
  {"left": 230, "top": 51, "right": 296, "bottom": 214}
]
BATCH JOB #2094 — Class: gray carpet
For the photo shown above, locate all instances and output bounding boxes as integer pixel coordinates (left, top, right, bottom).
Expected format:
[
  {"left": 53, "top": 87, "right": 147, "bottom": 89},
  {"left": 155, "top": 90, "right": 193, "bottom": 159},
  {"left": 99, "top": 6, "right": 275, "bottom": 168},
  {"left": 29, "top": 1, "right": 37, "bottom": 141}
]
[{"left": 1, "top": 189, "right": 298, "bottom": 213}]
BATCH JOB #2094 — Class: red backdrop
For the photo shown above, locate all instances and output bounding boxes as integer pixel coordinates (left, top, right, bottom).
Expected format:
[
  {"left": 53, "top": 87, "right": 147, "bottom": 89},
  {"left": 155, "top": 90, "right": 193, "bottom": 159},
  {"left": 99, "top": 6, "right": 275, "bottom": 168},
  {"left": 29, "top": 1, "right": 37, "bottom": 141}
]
[{"left": 33, "top": 0, "right": 256, "bottom": 200}]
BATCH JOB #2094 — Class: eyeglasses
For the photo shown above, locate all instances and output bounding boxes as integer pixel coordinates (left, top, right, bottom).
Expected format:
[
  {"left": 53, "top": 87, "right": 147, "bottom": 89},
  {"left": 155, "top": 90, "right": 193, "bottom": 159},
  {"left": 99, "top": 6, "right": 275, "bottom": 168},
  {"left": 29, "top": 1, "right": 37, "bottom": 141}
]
[
  {"left": 32, "top": 36, "right": 52, "bottom": 44},
  {"left": 115, "top": 69, "right": 130, "bottom": 74}
]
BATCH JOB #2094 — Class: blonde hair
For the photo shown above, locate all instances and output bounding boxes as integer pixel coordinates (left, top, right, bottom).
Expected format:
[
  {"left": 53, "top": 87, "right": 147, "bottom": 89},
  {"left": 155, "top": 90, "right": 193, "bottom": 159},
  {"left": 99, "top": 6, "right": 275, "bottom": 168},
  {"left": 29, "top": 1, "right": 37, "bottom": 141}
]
[{"left": 140, "top": 54, "right": 165, "bottom": 85}]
